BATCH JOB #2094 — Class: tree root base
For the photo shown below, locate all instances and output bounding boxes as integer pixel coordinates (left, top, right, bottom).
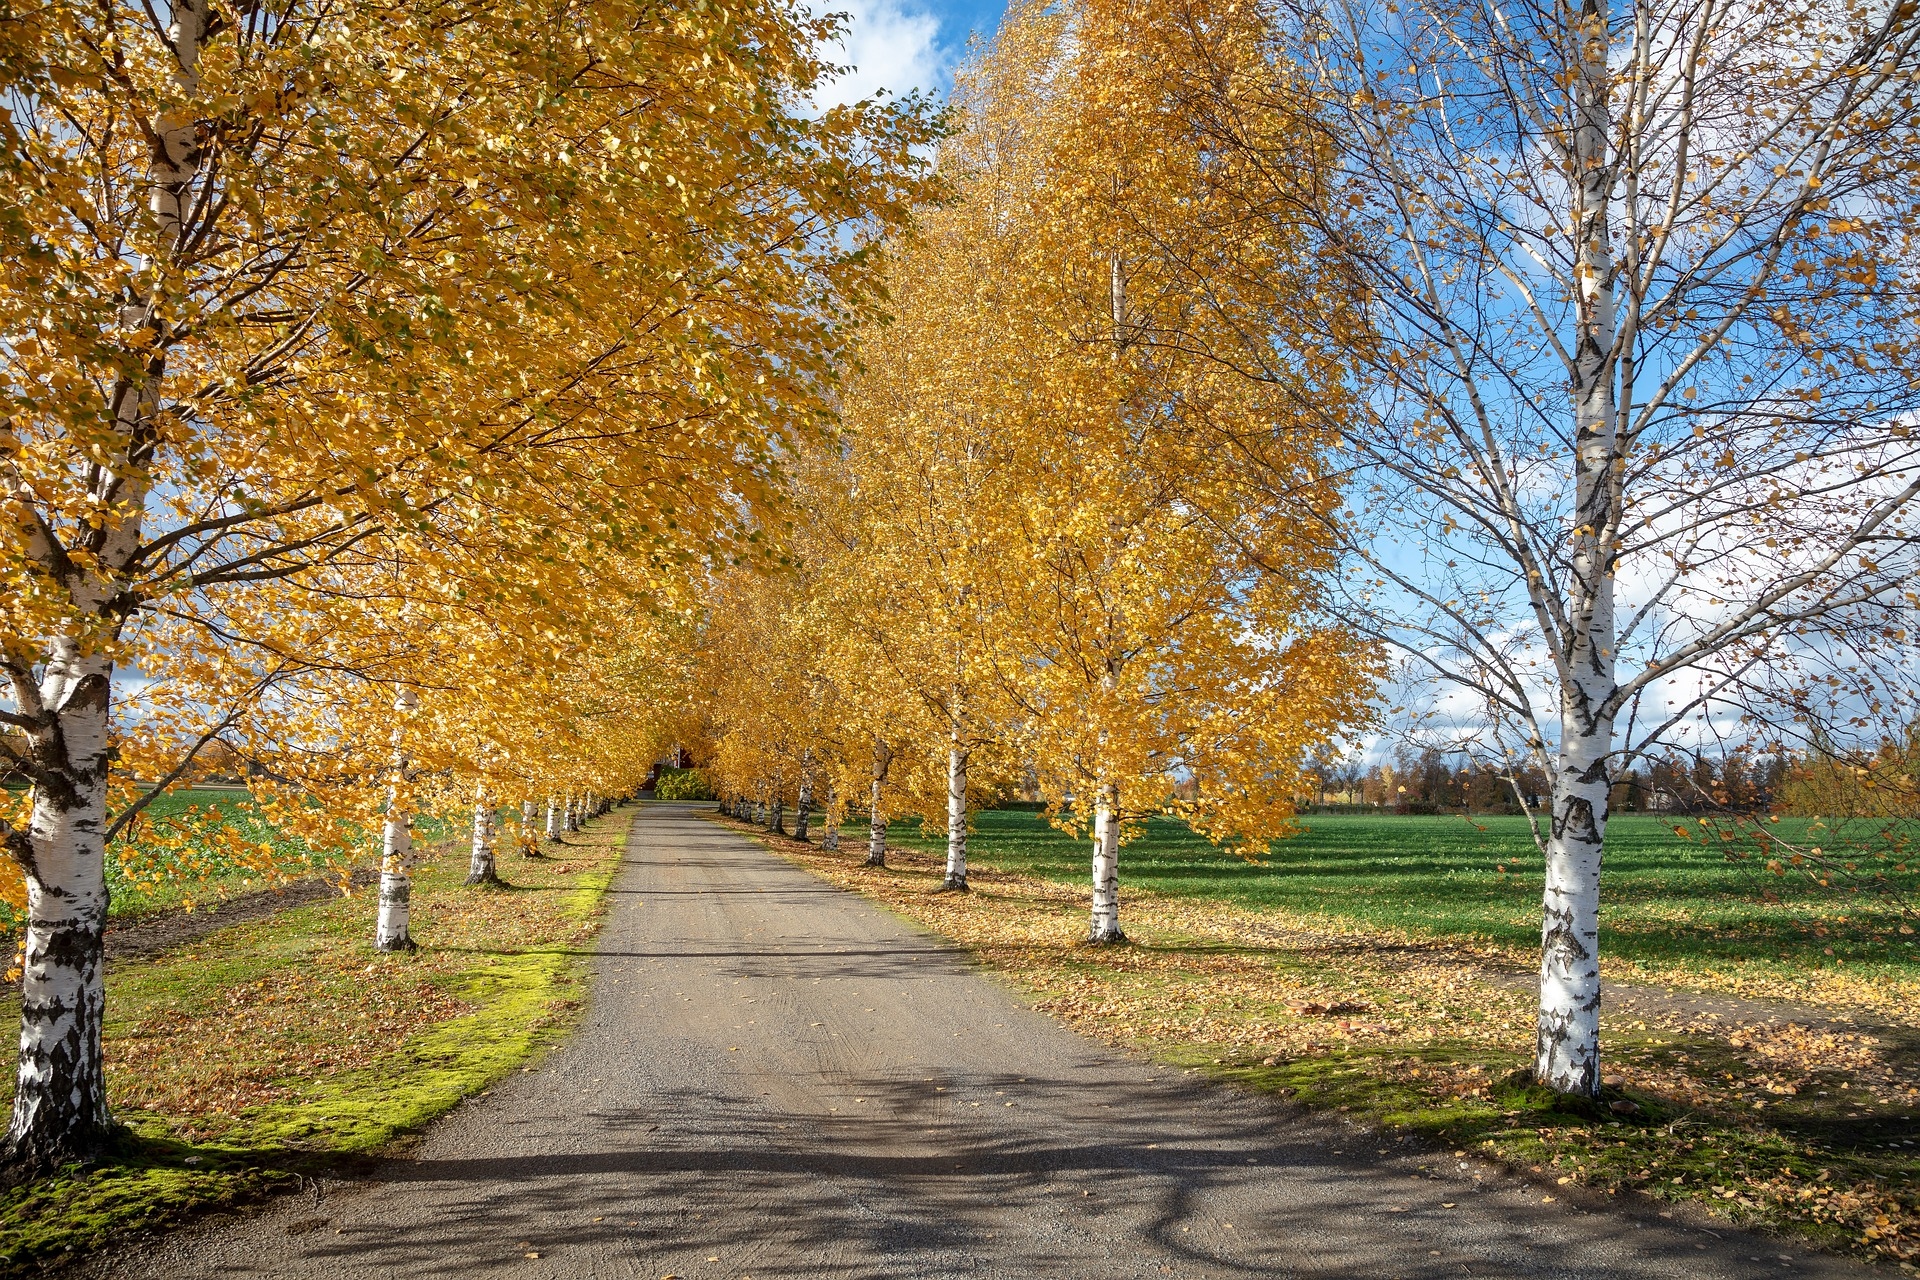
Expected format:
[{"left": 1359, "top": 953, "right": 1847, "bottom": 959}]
[
  {"left": 1083, "top": 929, "right": 1128, "bottom": 947},
  {"left": 373, "top": 936, "right": 419, "bottom": 954},
  {"left": 1494, "top": 1065, "right": 1640, "bottom": 1120},
  {"left": 935, "top": 878, "right": 970, "bottom": 893},
  {"left": 0, "top": 1119, "right": 129, "bottom": 1188}
]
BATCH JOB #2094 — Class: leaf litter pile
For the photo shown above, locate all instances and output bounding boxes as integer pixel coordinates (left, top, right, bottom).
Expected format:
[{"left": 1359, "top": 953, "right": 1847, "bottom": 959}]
[
  {"left": 0, "top": 814, "right": 628, "bottom": 1274},
  {"left": 730, "top": 816, "right": 1920, "bottom": 1270}
]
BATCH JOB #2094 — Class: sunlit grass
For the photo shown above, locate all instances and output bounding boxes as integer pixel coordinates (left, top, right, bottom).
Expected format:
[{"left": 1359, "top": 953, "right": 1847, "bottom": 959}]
[{"left": 883, "top": 810, "right": 1920, "bottom": 989}]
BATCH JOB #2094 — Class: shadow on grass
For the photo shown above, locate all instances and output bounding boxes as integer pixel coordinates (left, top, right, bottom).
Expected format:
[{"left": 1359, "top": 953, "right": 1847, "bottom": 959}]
[
  {"left": 1190, "top": 1035, "right": 1916, "bottom": 1250},
  {"left": 0, "top": 1127, "right": 380, "bottom": 1274}
]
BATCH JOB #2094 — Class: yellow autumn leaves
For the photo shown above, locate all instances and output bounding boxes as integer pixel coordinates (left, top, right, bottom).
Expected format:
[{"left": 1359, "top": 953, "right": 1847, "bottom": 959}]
[
  {"left": 0, "top": 0, "right": 929, "bottom": 819},
  {"left": 0, "top": 0, "right": 931, "bottom": 971}
]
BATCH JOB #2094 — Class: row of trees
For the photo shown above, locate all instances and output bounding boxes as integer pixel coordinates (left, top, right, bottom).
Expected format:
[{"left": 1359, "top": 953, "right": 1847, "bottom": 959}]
[
  {"left": 687, "top": 0, "right": 1920, "bottom": 1103},
  {"left": 689, "top": 0, "right": 1379, "bottom": 945},
  {"left": 0, "top": 0, "right": 928, "bottom": 1173}
]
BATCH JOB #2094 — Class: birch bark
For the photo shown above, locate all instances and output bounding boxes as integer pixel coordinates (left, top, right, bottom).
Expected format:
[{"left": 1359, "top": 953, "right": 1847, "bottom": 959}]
[
  {"left": 822, "top": 786, "right": 840, "bottom": 851},
  {"left": 866, "top": 737, "right": 891, "bottom": 868},
  {"left": 1087, "top": 782, "right": 1124, "bottom": 944},
  {"left": 374, "top": 689, "right": 419, "bottom": 953},
  {"left": 545, "top": 796, "right": 560, "bottom": 842},
  {"left": 795, "top": 755, "right": 814, "bottom": 843},
  {"left": 466, "top": 783, "right": 501, "bottom": 886},
  {"left": 942, "top": 740, "right": 969, "bottom": 891},
  {"left": 1536, "top": 0, "right": 1620, "bottom": 1097},
  {"left": 8, "top": 647, "right": 116, "bottom": 1168}
]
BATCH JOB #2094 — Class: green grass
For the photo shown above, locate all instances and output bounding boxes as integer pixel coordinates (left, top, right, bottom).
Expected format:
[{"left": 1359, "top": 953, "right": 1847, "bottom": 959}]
[
  {"left": 886, "top": 809, "right": 1920, "bottom": 990},
  {"left": 0, "top": 786, "right": 466, "bottom": 928},
  {"left": 102, "top": 788, "right": 336, "bottom": 920}
]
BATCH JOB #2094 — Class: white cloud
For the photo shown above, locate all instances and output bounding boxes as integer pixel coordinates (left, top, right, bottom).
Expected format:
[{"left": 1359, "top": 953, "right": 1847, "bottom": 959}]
[{"left": 813, "top": 0, "right": 949, "bottom": 108}]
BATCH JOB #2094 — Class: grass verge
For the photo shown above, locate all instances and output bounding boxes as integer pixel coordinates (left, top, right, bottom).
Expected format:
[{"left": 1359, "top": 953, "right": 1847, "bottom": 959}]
[
  {"left": 720, "top": 812, "right": 1920, "bottom": 1272},
  {"left": 0, "top": 809, "right": 629, "bottom": 1274}
]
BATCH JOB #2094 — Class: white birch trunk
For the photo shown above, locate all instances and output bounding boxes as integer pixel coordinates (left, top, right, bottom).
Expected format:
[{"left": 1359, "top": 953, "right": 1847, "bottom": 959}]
[
  {"left": 520, "top": 800, "right": 535, "bottom": 853},
  {"left": 374, "top": 690, "right": 419, "bottom": 953},
  {"left": 4, "top": 0, "right": 207, "bottom": 1171},
  {"left": 466, "top": 783, "right": 499, "bottom": 886},
  {"left": 866, "top": 737, "right": 890, "bottom": 868},
  {"left": 1536, "top": 0, "right": 1618, "bottom": 1098},
  {"left": 942, "top": 742, "right": 969, "bottom": 891},
  {"left": 867, "top": 779, "right": 887, "bottom": 867},
  {"left": 770, "top": 797, "right": 784, "bottom": 835},
  {"left": 795, "top": 756, "right": 814, "bottom": 843},
  {"left": 822, "top": 787, "right": 839, "bottom": 851},
  {"left": 1087, "top": 782, "right": 1124, "bottom": 944},
  {"left": 544, "top": 796, "right": 559, "bottom": 842},
  {"left": 9, "top": 645, "right": 115, "bottom": 1166}
]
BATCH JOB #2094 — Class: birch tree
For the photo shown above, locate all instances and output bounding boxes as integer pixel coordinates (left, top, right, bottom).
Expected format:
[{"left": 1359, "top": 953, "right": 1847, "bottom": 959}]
[
  {"left": 374, "top": 690, "right": 420, "bottom": 953},
  {"left": 467, "top": 780, "right": 502, "bottom": 888},
  {"left": 1187, "top": 0, "right": 1920, "bottom": 1094},
  {"left": 815, "top": 207, "right": 1030, "bottom": 893},
  {"left": 867, "top": 736, "right": 893, "bottom": 868}
]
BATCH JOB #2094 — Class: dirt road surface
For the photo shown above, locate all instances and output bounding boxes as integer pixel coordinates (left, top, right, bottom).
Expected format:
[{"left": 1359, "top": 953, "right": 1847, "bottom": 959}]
[{"left": 89, "top": 803, "right": 1864, "bottom": 1279}]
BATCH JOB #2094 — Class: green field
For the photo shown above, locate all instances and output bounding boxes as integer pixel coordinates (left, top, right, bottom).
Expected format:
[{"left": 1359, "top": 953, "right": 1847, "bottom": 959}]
[
  {"left": 101, "top": 788, "right": 334, "bottom": 920},
  {"left": 884, "top": 809, "right": 1919, "bottom": 989},
  {"left": 0, "top": 786, "right": 457, "bottom": 928}
]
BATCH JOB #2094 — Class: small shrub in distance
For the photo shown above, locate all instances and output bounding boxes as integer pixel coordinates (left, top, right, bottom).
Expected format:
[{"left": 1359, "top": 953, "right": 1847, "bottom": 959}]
[{"left": 655, "top": 768, "right": 714, "bottom": 801}]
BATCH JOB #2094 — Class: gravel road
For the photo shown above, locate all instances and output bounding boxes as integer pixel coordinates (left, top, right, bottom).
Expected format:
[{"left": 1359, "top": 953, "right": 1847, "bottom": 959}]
[{"left": 91, "top": 802, "right": 1867, "bottom": 1279}]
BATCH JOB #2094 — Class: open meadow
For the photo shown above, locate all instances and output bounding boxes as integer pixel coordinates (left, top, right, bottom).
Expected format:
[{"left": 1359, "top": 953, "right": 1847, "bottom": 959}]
[
  {"left": 884, "top": 810, "right": 1920, "bottom": 1001},
  {"left": 0, "top": 786, "right": 443, "bottom": 931}
]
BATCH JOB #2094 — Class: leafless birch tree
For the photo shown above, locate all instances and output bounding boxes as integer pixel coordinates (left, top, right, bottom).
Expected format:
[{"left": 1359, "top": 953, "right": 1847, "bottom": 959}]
[{"left": 1171, "top": 0, "right": 1920, "bottom": 1094}]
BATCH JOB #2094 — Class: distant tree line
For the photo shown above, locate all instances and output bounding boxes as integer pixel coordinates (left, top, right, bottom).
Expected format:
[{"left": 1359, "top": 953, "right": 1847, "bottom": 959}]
[{"left": 1308, "top": 746, "right": 1791, "bottom": 816}]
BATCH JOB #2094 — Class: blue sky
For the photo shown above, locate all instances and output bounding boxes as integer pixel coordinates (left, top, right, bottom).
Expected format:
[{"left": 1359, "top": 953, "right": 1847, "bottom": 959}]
[{"left": 820, "top": 0, "right": 1005, "bottom": 104}]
